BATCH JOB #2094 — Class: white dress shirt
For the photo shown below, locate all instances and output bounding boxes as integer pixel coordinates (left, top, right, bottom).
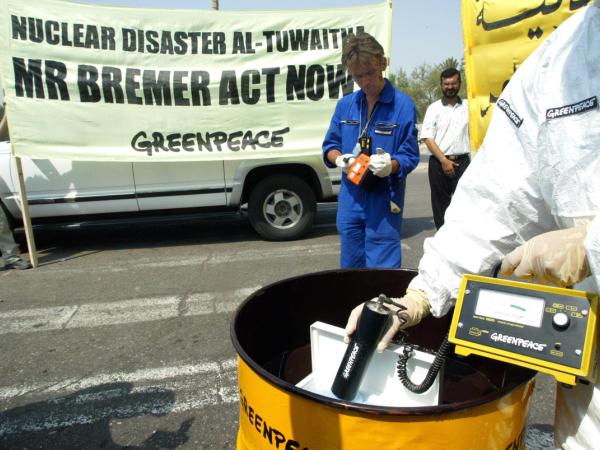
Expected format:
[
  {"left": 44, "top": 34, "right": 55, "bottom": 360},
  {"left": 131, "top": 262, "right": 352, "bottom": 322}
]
[{"left": 420, "top": 98, "right": 471, "bottom": 156}]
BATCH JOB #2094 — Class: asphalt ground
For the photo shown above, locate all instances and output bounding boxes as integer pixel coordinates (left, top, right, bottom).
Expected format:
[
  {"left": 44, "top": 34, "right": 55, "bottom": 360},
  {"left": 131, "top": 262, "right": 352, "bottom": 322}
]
[{"left": 0, "top": 152, "right": 556, "bottom": 449}]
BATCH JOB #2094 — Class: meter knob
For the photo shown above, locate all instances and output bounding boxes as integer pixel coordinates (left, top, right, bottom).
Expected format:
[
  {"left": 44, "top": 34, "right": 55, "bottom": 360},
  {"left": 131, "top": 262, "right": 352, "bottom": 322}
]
[{"left": 552, "top": 312, "right": 571, "bottom": 330}]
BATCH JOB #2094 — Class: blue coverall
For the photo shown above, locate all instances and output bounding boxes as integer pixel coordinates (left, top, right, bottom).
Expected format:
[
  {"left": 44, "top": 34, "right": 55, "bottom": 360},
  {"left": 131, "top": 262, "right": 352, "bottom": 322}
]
[{"left": 323, "top": 79, "right": 420, "bottom": 268}]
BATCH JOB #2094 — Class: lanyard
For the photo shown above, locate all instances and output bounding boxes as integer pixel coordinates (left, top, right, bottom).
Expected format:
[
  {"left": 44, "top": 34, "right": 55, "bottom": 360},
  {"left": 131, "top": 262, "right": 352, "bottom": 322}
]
[
  {"left": 359, "top": 98, "right": 377, "bottom": 139},
  {"left": 358, "top": 98, "right": 377, "bottom": 154}
]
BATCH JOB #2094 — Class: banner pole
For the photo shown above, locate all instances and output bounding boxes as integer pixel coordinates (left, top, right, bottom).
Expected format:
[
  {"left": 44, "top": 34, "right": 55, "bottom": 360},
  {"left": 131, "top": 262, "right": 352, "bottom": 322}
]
[
  {"left": 14, "top": 156, "right": 37, "bottom": 268},
  {"left": 386, "top": 0, "right": 393, "bottom": 76}
]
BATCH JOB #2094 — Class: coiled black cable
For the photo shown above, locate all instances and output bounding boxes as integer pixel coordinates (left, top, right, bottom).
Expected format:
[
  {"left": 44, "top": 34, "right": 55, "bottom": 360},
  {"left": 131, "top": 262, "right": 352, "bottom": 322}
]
[{"left": 396, "top": 333, "right": 451, "bottom": 394}]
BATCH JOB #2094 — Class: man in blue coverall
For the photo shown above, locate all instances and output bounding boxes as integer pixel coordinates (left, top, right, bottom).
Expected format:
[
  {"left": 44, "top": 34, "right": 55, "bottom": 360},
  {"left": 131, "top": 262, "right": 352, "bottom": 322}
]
[{"left": 322, "top": 32, "right": 420, "bottom": 269}]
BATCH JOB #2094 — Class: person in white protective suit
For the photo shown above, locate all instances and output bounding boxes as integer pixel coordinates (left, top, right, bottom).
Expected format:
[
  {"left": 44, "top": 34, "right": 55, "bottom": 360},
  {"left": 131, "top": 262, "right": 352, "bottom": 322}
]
[{"left": 344, "top": 2, "right": 600, "bottom": 449}]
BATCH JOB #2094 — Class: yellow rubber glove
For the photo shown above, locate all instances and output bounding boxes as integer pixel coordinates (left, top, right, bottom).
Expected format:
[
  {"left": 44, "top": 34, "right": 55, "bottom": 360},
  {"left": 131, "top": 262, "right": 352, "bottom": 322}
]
[
  {"left": 500, "top": 222, "right": 591, "bottom": 287},
  {"left": 344, "top": 288, "right": 431, "bottom": 353}
]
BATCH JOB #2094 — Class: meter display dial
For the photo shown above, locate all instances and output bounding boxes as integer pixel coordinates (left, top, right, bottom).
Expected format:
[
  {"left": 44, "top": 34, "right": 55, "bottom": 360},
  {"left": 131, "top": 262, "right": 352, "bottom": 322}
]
[{"left": 474, "top": 289, "right": 545, "bottom": 327}]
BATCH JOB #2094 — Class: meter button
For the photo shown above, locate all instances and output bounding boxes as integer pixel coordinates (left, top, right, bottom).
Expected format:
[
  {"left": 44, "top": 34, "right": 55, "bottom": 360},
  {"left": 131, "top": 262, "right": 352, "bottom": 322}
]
[{"left": 552, "top": 312, "right": 570, "bottom": 330}]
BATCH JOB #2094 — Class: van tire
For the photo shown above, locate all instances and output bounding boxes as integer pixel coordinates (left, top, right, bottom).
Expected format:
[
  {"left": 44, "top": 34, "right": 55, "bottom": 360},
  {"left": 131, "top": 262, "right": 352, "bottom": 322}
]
[{"left": 248, "top": 175, "right": 316, "bottom": 241}]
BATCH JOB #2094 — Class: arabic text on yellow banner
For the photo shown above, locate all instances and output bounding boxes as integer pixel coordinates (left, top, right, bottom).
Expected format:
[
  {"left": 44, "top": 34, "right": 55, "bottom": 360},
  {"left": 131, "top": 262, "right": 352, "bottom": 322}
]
[{"left": 462, "top": 0, "right": 590, "bottom": 150}]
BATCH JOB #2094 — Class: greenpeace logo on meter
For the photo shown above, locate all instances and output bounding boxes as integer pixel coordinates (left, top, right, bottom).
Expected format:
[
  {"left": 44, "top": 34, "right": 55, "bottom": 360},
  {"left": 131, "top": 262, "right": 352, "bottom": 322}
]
[{"left": 490, "top": 332, "right": 547, "bottom": 352}]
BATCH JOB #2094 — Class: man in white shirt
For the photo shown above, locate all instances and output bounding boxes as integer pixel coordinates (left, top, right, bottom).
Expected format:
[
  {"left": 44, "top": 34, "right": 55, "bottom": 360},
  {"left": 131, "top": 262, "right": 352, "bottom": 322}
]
[{"left": 420, "top": 68, "right": 471, "bottom": 229}]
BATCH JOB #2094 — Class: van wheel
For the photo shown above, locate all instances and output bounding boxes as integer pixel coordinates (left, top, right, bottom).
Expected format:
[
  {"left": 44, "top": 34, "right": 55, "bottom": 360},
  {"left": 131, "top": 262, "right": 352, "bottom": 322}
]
[{"left": 248, "top": 175, "right": 316, "bottom": 241}]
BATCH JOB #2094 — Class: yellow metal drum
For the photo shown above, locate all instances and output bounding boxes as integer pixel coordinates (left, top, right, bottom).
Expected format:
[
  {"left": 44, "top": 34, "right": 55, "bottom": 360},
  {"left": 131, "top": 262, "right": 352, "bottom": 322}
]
[{"left": 231, "top": 269, "right": 536, "bottom": 450}]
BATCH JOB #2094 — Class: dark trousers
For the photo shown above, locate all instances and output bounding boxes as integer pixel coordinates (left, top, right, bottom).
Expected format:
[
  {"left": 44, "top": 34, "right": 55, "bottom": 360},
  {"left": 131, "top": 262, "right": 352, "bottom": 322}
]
[{"left": 428, "top": 155, "right": 470, "bottom": 229}]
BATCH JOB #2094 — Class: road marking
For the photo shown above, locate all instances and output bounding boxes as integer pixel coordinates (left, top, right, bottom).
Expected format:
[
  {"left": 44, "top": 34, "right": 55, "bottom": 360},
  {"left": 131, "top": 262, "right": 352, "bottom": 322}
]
[
  {"left": 27, "top": 242, "right": 341, "bottom": 275},
  {"left": 0, "top": 358, "right": 239, "bottom": 435},
  {"left": 0, "top": 306, "right": 79, "bottom": 334},
  {"left": 0, "top": 287, "right": 261, "bottom": 335}
]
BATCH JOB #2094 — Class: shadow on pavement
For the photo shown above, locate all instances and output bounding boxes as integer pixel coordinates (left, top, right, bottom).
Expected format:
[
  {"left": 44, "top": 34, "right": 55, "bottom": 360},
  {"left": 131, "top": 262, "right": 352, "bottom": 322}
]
[
  {"left": 11, "top": 204, "right": 431, "bottom": 267},
  {"left": 0, "top": 383, "right": 194, "bottom": 449}
]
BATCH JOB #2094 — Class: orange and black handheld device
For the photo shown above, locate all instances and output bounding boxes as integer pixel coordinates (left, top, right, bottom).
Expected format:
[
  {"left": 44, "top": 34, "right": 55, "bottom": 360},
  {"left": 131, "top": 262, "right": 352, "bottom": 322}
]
[
  {"left": 346, "top": 153, "right": 372, "bottom": 187},
  {"left": 346, "top": 138, "right": 382, "bottom": 191}
]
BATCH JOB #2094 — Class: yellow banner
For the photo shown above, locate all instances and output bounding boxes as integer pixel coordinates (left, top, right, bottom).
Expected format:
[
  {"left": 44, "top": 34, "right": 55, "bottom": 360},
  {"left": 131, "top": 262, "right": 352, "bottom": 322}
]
[
  {"left": 0, "top": 0, "right": 390, "bottom": 161},
  {"left": 462, "top": 0, "right": 591, "bottom": 150}
]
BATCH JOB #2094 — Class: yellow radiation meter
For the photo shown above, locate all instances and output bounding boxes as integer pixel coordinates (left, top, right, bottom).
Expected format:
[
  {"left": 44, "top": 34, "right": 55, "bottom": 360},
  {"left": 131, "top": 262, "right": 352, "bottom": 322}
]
[{"left": 449, "top": 275, "right": 599, "bottom": 385}]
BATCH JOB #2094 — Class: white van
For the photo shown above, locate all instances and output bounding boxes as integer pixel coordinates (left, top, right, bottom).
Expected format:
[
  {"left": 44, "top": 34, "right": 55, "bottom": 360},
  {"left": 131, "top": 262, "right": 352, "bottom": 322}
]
[{"left": 0, "top": 141, "right": 340, "bottom": 240}]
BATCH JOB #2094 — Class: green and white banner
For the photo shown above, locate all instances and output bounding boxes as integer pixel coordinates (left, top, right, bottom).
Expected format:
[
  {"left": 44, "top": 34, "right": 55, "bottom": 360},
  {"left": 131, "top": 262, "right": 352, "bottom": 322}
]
[{"left": 0, "top": 0, "right": 390, "bottom": 161}]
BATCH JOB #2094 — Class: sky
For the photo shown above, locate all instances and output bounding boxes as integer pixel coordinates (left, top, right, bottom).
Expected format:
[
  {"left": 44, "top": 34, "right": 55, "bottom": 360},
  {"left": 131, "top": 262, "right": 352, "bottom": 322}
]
[{"left": 78, "top": 0, "right": 465, "bottom": 74}]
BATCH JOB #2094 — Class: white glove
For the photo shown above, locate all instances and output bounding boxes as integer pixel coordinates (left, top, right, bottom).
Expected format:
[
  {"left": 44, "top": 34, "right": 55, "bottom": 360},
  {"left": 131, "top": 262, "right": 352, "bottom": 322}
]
[
  {"left": 344, "top": 289, "right": 431, "bottom": 353},
  {"left": 368, "top": 152, "right": 392, "bottom": 177},
  {"left": 335, "top": 154, "right": 355, "bottom": 173},
  {"left": 500, "top": 222, "right": 591, "bottom": 287}
]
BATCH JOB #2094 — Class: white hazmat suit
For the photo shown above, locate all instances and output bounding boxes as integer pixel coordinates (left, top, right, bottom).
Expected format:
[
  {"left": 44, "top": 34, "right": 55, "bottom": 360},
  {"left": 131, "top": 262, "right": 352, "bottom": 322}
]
[{"left": 407, "top": 3, "right": 600, "bottom": 449}]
